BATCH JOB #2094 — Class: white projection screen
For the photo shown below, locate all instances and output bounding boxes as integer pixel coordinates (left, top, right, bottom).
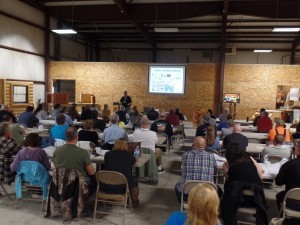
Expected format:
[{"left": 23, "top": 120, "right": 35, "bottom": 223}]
[{"left": 148, "top": 65, "right": 186, "bottom": 94}]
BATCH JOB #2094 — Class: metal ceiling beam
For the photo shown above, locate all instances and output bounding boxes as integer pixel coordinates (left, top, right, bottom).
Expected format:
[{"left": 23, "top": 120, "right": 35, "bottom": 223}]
[{"left": 112, "top": 0, "right": 155, "bottom": 46}]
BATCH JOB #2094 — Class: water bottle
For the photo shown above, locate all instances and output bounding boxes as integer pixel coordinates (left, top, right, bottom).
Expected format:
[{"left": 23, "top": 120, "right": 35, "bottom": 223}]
[
  {"left": 136, "top": 146, "right": 141, "bottom": 158},
  {"left": 134, "top": 147, "right": 139, "bottom": 160},
  {"left": 263, "top": 154, "right": 268, "bottom": 163}
]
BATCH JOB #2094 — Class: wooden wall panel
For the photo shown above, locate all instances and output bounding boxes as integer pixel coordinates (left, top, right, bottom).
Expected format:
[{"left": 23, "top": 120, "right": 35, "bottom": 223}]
[{"left": 49, "top": 62, "right": 300, "bottom": 120}]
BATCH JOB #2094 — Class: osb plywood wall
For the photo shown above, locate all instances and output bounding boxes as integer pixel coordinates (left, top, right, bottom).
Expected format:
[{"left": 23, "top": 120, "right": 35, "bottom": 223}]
[
  {"left": 0, "top": 79, "right": 5, "bottom": 104},
  {"left": 49, "top": 62, "right": 217, "bottom": 120},
  {"left": 224, "top": 64, "right": 300, "bottom": 120},
  {"left": 49, "top": 62, "right": 300, "bottom": 120}
]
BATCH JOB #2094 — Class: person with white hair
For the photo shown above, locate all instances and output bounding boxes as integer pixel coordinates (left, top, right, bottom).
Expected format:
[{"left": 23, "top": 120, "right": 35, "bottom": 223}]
[
  {"left": 222, "top": 123, "right": 248, "bottom": 151},
  {"left": 219, "top": 107, "right": 230, "bottom": 122},
  {"left": 0, "top": 104, "right": 17, "bottom": 123},
  {"left": 268, "top": 119, "right": 291, "bottom": 143},
  {"left": 103, "top": 113, "right": 128, "bottom": 150}
]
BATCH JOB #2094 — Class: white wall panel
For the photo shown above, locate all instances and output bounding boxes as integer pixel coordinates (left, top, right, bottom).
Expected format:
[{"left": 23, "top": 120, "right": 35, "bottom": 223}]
[
  {"left": 0, "top": 0, "right": 44, "bottom": 26},
  {"left": 0, "top": 15, "right": 44, "bottom": 54},
  {"left": 0, "top": 48, "right": 44, "bottom": 81},
  {"left": 33, "top": 84, "right": 45, "bottom": 104}
]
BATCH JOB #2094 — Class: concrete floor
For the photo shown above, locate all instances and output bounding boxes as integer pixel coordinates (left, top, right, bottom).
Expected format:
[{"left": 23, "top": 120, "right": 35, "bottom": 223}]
[{"left": 0, "top": 121, "right": 281, "bottom": 225}]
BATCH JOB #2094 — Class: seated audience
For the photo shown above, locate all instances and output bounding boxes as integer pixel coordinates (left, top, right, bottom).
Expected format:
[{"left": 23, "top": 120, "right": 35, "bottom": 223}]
[
  {"left": 175, "top": 108, "right": 185, "bottom": 121},
  {"left": 0, "top": 104, "right": 17, "bottom": 123},
  {"left": 217, "top": 113, "right": 233, "bottom": 131},
  {"left": 2, "top": 114, "right": 24, "bottom": 147},
  {"left": 195, "top": 115, "right": 210, "bottom": 137},
  {"left": 132, "top": 114, "right": 143, "bottom": 131},
  {"left": 275, "top": 139, "right": 300, "bottom": 210},
  {"left": 51, "top": 103, "right": 60, "bottom": 119},
  {"left": 91, "top": 110, "right": 106, "bottom": 132},
  {"left": 147, "top": 107, "right": 159, "bottom": 121},
  {"left": 33, "top": 103, "right": 48, "bottom": 120},
  {"left": 206, "top": 125, "right": 220, "bottom": 152},
  {"left": 262, "top": 134, "right": 291, "bottom": 161},
  {"left": 192, "top": 109, "right": 202, "bottom": 128},
  {"left": 0, "top": 123, "right": 19, "bottom": 185},
  {"left": 166, "top": 183, "right": 221, "bottom": 225},
  {"left": 221, "top": 143, "right": 267, "bottom": 225},
  {"left": 268, "top": 119, "right": 291, "bottom": 143},
  {"left": 60, "top": 106, "right": 74, "bottom": 126},
  {"left": 208, "top": 109, "right": 216, "bottom": 119},
  {"left": 90, "top": 104, "right": 101, "bottom": 116},
  {"left": 257, "top": 111, "right": 272, "bottom": 133},
  {"left": 52, "top": 126, "right": 96, "bottom": 193},
  {"left": 80, "top": 106, "right": 92, "bottom": 121},
  {"left": 129, "top": 106, "right": 140, "bottom": 117},
  {"left": 166, "top": 109, "right": 180, "bottom": 127},
  {"left": 292, "top": 122, "right": 300, "bottom": 142},
  {"left": 18, "top": 105, "right": 39, "bottom": 128},
  {"left": 78, "top": 119, "right": 99, "bottom": 146},
  {"left": 223, "top": 143, "right": 263, "bottom": 185},
  {"left": 116, "top": 106, "right": 129, "bottom": 125},
  {"left": 150, "top": 113, "right": 173, "bottom": 144},
  {"left": 101, "top": 104, "right": 111, "bottom": 122},
  {"left": 132, "top": 116, "right": 164, "bottom": 174},
  {"left": 103, "top": 139, "right": 139, "bottom": 207},
  {"left": 174, "top": 137, "right": 216, "bottom": 203},
  {"left": 253, "top": 108, "right": 266, "bottom": 127},
  {"left": 223, "top": 123, "right": 248, "bottom": 151},
  {"left": 219, "top": 107, "right": 229, "bottom": 122},
  {"left": 221, "top": 119, "right": 234, "bottom": 139},
  {"left": 206, "top": 111, "right": 217, "bottom": 127},
  {"left": 10, "top": 133, "right": 51, "bottom": 172},
  {"left": 67, "top": 104, "right": 80, "bottom": 121},
  {"left": 103, "top": 114, "right": 128, "bottom": 150},
  {"left": 50, "top": 114, "right": 68, "bottom": 141}
]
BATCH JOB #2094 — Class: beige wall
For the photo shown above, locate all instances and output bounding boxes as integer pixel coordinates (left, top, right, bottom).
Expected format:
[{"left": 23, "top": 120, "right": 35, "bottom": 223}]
[{"left": 49, "top": 62, "right": 300, "bottom": 120}]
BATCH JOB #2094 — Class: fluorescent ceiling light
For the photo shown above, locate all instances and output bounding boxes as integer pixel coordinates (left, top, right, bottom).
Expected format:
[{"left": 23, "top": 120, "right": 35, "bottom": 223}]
[
  {"left": 253, "top": 49, "right": 272, "bottom": 53},
  {"left": 154, "top": 28, "right": 179, "bottom": 32},
  {"left": 52, "top": 29, "right": 77, "bottom": 34},
  {"left": 273, "top": 27, "right": 300, "bottom": 32}
]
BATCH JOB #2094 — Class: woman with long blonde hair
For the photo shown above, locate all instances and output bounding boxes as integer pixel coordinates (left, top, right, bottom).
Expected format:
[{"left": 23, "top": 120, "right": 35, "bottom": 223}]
[
  {"left": 165, "top": 183, "right": 222, "bottom": 225},
  {"left": 205, "top": 125, "right": 220, "bottom": 152}
]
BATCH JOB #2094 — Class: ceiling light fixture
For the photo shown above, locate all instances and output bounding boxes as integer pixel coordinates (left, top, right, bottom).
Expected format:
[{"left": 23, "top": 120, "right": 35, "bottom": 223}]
[
  {"left": 154, "top": 28, "right": 179, "bottom": 32},
  {"left": 273, "top": 27, "right": 300, "bottom": 32},
  {"left": 52, "top": 29, "right": 77, "bottom": 34},
  {"left": 253, "top": 49, "right": 272, "bottom": 53}
]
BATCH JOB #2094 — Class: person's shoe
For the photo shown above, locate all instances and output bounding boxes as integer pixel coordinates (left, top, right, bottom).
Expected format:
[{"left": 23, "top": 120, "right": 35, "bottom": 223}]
[{"left": 158, "top": 168, "right": 165, "bottom": 174}]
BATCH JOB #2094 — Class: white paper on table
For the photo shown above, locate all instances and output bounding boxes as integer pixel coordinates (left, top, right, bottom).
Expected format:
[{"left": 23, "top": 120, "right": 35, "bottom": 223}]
[
  {"left": 214, "top": 153, "right": 226, "bottom": 162},
  {"left": 44, "top": 146, "right": 56, "bottom": 157}
]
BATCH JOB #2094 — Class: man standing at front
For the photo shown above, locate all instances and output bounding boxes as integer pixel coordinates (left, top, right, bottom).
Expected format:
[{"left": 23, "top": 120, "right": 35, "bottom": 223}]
[
  {"left": 120, "top": 91, "right": 132, "bottom": 113},
  {"left": 132, "top": 116, "right": 164, "bottom": 174},
  {"left": 174, "top": 136, "right": 216, "bottom": 203},
  {"left": 52, "top": 127, "right": 96, "bottom": 193}
]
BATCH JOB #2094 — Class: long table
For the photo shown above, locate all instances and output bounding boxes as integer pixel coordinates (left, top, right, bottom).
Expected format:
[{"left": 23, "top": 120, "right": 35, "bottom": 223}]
[
  {"left": 24, "top": 127, "right": 49, "bottom": 136},
  {"left": 39, "top": 120, "right": 83, "bottom": 126}
]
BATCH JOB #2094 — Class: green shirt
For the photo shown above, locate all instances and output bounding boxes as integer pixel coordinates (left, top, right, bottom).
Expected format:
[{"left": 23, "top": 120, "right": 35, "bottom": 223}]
[
  {"left": 9, "top": 123, "right": 24, "bottom": 147},
  {"left": 52, "top": 144, "right": 92, "bottom": 177}
]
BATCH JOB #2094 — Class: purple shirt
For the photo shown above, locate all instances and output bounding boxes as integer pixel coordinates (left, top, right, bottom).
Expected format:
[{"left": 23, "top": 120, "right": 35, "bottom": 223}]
[{"left": 10, "top": 147, "right": 51, "bottom": 172}]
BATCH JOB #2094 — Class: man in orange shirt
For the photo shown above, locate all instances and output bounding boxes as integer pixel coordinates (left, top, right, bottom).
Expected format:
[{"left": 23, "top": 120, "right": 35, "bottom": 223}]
[{"left": 268, "top": 119, "right": 290, "bottom": 142}]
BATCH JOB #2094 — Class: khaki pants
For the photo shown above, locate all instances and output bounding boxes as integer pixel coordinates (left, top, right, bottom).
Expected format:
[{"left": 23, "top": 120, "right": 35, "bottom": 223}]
[{"left": 155, "top": 148, "right": 162, "bottom": 166}]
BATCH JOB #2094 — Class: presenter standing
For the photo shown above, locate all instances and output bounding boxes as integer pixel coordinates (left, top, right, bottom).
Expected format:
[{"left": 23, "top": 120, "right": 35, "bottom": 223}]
[{"left": 120, "top": 91, "right": 132, "bottom": 113}]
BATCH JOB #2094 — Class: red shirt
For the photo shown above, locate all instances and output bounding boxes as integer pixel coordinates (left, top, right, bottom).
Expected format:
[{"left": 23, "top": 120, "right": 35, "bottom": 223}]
[
  {"left": 166, "top": 114, "right": 180, "bottom": 127},
  {"left": 257, "top": 117, "right": 273, "bottom": 133}
]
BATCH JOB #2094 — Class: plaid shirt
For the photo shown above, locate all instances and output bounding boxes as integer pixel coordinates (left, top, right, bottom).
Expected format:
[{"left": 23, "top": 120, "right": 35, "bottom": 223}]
[
  {"left": 178, "top": 149, "right": 216, "bottom": 192},
  {"left": 0, "top": 136, "right": 19, "bottom": 184}
]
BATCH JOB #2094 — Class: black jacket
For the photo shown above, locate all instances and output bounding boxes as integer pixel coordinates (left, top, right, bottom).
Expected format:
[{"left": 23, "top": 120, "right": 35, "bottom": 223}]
[{"left": 220, "top": 181, "right": 268, "bottom": 225}]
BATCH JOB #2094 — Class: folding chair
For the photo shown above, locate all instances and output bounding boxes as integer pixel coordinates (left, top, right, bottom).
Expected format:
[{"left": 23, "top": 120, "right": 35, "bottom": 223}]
[
  {"left": 93, "top": 171, "right": 133, "bottom": 225},
  {"left": 268, "top": 155, "right": 284, "bottom": 163},
  {"left": 76, "top": 141, "right": 95, "bottom": 154},
  {"left": 156, "top": 132, "right": 170, "bottom": 154},
  {"left": 54, "top": 139, "right": 65, "bottom": 147},
  {"left": 180, "top": 180, "right": 217, "bottom": 211},
  {"left": 0, "top": 183, "right": 13, "bottom": 201},
  {"left": 282, "top": 188, "right": 300, "bottom": 219},
  {"left": 172, "top": 125, "right": 185, "bottom": 146},
  {"left": 237, "top": 189, "right": 257, "bottom": 225}
]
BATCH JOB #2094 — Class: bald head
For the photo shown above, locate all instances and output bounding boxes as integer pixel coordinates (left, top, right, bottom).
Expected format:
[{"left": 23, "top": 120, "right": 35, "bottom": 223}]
[
  {"left": 233, "top": 123, "right": 242, "bottom": 133},
  {"left": 193, "top": 136, "right": 206, "bottom": 150},
  {"left": 140, "top": 116, "right": 150, "bottom": 128}
]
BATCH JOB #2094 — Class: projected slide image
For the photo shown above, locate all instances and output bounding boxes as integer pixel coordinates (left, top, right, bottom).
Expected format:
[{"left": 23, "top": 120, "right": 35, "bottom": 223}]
[{"left": 148, "top": 65, "right": 185, "bottom": 94}]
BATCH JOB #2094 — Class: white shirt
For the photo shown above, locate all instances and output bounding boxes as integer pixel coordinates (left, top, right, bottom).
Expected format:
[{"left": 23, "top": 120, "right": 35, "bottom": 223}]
[{"left": 131, "top": 128, "right": 158, "bottom": 151}]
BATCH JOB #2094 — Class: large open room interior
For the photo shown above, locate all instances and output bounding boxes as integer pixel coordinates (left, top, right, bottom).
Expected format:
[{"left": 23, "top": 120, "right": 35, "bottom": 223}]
[{"left": 1, "top": 0, "right": 300, "bottom": 225}]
